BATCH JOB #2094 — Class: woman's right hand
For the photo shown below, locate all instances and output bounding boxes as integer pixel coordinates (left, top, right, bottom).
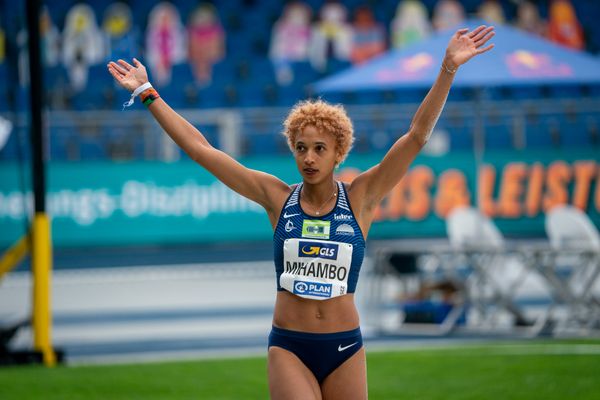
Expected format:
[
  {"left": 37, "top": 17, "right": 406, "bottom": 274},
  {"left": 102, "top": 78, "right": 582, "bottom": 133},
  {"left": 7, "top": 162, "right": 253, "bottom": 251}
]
[{"left": 107, "top": 58, "right": 149, "bottom": 93}]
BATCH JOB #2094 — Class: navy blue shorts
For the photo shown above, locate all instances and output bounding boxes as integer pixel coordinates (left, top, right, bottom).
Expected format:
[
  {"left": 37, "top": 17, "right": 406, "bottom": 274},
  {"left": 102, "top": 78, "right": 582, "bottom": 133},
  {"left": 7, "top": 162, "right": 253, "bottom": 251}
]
[{"left": 268, "top": 325, "right": 363, "bottom": 383}]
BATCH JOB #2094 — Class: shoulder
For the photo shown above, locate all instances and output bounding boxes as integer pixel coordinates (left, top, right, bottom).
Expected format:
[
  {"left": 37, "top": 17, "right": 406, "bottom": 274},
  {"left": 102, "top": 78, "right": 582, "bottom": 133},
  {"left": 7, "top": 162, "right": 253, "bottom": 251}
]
[
  {"left": 269, "top": 180, "right": 294, "bottom": 205},
  {"left": 344, "top": 178, "right": 377, "bottom": 238},
  {"left": 264, "top": 181, "right": 295, "bottom": 226}
]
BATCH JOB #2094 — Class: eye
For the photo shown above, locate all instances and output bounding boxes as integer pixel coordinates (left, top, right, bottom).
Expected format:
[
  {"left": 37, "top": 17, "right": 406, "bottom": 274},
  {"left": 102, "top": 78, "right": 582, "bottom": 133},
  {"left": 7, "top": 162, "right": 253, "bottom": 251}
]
[
  {"left": 315, "top": 145, "right": 325, "bottom": 152},
  {"left": 295, "top": 144, "right": 306, "bottom": 152}
]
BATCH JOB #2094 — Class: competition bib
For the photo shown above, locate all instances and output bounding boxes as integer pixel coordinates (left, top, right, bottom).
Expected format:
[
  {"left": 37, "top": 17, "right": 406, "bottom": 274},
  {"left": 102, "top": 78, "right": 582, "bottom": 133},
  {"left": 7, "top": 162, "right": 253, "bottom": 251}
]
[{"left": 280, "top": 238, "right": 353, "bottom": 300}]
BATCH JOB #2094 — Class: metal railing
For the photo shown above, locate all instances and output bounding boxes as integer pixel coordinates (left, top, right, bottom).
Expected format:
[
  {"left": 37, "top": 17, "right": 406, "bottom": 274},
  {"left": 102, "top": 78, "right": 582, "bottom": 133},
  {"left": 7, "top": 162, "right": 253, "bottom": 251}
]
[{"left": 1, "top": 97, "right": 599, "bottom": 162}]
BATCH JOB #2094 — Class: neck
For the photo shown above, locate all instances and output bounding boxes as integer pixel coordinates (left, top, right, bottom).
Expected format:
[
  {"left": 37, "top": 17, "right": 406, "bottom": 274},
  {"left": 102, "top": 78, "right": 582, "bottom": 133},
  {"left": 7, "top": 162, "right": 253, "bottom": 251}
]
[
  {"left": 301, "top": 179, "right": 338, "bottom": 216},
  {"left": 302, "top": 180, "right": 337, "bottom": 203}
]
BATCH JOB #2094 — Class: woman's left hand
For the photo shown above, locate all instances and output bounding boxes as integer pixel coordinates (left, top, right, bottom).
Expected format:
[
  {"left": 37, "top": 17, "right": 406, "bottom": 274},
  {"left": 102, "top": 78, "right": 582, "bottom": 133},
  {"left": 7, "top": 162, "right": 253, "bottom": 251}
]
[{"left": 444, "top": 25, "right": 495, "bottom": 70}]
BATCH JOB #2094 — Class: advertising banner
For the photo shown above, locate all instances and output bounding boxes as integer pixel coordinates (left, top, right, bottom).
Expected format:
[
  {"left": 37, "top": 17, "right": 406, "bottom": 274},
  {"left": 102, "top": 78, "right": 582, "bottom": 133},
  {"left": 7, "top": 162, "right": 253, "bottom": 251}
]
[{"left": 1, "top": 150, "right": 598, "bottom": 247}]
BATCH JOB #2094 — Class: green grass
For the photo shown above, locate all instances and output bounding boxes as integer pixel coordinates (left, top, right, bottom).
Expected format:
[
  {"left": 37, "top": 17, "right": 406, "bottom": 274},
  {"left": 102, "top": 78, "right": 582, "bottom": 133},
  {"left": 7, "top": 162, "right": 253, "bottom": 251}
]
[{"left": 1, "top": 341, "right": 599, "bottom": 399}]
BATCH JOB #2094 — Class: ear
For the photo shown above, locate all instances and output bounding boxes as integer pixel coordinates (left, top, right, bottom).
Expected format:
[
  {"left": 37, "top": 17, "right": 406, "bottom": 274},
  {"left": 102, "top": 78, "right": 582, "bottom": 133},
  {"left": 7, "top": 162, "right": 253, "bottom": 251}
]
[{"left": 335, "top": 151, "right": 343, "bottom": 167}]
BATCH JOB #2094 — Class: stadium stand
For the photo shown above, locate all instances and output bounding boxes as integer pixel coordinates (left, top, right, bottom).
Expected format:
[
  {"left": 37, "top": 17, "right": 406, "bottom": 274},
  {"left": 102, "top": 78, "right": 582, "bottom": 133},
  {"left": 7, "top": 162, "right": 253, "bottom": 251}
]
[{"left": 1, "top": 0, "right": 600, "bottom": 161}]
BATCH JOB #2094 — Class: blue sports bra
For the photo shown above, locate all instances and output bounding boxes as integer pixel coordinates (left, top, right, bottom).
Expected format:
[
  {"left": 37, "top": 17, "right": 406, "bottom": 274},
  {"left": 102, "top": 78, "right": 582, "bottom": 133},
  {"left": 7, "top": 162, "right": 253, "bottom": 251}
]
[{"left": 273, "top": 182, "right": 366, "bottom": 300}]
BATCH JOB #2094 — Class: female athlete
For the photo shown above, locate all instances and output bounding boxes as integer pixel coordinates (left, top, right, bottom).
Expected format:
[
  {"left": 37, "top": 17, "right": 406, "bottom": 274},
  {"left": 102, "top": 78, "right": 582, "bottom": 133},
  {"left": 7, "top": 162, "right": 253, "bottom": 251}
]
[{"left": 108, "top": 24, "right": 494, "bottom": 400}]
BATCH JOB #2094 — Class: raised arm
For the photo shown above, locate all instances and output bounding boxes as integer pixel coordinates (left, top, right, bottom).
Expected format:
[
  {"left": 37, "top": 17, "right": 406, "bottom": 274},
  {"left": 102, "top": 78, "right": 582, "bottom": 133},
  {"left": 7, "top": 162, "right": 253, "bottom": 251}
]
[
  {"left": 351, "top": 25, "right": 495, "bottom": 211},
  {"left": 107, "top": 58, "right": 289, "bottom": 217}
]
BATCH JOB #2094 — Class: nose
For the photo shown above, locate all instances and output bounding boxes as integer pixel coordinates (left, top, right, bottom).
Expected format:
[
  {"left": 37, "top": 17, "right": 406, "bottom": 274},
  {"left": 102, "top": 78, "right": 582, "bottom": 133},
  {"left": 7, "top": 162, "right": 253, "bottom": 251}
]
[{"left": 303, "top": 149, "right": 315, "bottom": 165}]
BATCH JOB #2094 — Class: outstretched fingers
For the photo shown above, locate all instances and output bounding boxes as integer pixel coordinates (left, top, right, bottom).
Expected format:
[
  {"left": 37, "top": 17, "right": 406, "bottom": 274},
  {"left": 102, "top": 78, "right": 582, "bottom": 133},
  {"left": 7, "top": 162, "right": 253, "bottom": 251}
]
[
  {"left": 107, "top": 64, "right": 125, "bottom": 81},
  {"left": 117, "top": 59, "right": 135, "bottom": 71},
  {"left": 475, "top": 30, "right": 495, "bottom": 52},
  {"left": 468, "top": 25, "right": 487, "bottom": 39},
  {"left": 109, "top": 61, "right": 128, "bottom": 76},
  {"left": 473, "top": 26, "right": 495, "bottom": 43},
  {"left": 456, "top": 27, "right": 469, "bottom": 37},
  {"left": 476, "top": 43, "right": 495, "bottom": 55}
]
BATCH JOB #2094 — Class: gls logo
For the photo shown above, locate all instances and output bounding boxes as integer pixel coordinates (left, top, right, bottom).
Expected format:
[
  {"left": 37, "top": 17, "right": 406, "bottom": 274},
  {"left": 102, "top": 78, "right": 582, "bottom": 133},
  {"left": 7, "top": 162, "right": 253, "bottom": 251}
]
[{"left": 298, "top": 241, "right": 338, "bottom": 259}]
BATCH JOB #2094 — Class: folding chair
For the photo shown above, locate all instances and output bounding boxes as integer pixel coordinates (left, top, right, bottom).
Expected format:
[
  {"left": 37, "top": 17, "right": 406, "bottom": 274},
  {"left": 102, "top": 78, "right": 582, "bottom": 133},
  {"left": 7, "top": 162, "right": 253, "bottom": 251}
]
[
  {"left": 446, "top": 207, "right": 531, "bottom": 330},
  {"left": 543, "top": 205, "right": 600, "bottom": 334}
]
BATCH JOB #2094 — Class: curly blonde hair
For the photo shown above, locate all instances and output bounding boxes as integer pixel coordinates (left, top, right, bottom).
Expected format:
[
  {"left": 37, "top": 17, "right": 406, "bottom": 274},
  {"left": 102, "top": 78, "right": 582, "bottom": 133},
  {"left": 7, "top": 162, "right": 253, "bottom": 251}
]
[{"left": 282, "top": 99, "right": 354, "bottom": 164}]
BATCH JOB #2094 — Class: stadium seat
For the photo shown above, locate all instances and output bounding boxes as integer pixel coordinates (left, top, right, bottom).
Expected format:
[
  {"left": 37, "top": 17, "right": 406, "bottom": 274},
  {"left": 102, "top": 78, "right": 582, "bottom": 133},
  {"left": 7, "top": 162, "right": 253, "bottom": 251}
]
[
  {"left": 197, "top": 83, "right": 228, "bottom": 109},
  {"left": 276, "top": 83, "right": 307, "bottom": 107},
  {"left": 227, "top": 32, "right": 255, "bottom": 59},
  {"left": 160, "top": 64, "right": 198, "bottom": 109},
  {"left": 211, "top": 60, "right": 237, "bottom": 88},
  {"left": 43, "top": 65, "right": 69, "bottom": 95},
  {"left": 240, "top": 57, "right": 277, "bottom": 87},
  {"left": 290, "top": 61, "right": 320, "bottom": 84},
  {"left": 69, "top": 65, "right": 116, "bottom": 110}
]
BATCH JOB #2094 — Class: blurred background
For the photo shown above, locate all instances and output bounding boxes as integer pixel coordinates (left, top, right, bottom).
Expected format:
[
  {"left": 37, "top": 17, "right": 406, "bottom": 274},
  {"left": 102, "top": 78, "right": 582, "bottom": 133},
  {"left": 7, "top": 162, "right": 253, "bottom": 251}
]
[{"left": 0, "top": 0, "right": 599, "bottom": 365}]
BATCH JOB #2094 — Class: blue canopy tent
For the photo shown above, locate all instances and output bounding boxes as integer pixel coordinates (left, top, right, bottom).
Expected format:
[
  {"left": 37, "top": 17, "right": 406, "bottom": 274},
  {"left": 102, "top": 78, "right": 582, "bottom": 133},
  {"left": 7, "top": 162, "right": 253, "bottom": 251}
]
[
  {"left": 313, "top": 21, "right": 600, "bottom": 212},
  {"left": 314, "top": 20, "right": 600, "bottom": 155},
  {"left": 314, "top": 20, "right": 600, "bottom": 92}
]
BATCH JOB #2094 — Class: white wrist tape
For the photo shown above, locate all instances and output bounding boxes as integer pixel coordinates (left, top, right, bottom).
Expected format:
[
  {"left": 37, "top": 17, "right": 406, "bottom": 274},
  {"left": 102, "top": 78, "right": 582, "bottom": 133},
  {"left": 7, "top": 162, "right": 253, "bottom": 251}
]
[{"left": 122, "top": 82, "right": 153, "bottom": 110}]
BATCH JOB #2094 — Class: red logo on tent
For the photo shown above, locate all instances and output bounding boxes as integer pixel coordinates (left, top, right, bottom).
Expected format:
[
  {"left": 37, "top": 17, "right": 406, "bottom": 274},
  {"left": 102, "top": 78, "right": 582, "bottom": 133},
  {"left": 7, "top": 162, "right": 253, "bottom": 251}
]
[
  {"left": 376, "top": 52, "right": 434, "bottom": 82},
  {"left": 506, "top": 50, "right": 572, "bottom": 78}
]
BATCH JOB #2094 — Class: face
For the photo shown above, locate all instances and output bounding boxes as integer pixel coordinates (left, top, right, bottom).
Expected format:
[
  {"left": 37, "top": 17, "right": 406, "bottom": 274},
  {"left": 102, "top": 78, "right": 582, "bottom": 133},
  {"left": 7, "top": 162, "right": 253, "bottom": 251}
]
[{"left": 293, "top": 125, "right": 339, "bottom": 184}]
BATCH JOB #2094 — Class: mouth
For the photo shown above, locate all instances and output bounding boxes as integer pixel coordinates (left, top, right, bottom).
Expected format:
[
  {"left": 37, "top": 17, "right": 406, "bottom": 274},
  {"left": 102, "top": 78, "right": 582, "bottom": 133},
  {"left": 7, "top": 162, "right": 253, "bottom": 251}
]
[{"left": 303, "top": 168, "right": 318, "bottom": 176}]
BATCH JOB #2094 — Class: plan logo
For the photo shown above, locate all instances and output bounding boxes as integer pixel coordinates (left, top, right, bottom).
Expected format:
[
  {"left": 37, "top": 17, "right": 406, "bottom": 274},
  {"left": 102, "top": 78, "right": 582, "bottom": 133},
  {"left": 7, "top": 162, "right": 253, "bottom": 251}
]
[{"left": 293, "top": 280, "right": 332, "bottom": 298}]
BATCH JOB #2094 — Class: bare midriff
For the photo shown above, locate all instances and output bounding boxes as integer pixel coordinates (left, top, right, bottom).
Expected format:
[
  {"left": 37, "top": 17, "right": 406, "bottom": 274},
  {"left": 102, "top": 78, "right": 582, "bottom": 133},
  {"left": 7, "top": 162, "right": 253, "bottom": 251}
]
[{"left": 272, "top": 290, "right": 360, "bottom": 333}]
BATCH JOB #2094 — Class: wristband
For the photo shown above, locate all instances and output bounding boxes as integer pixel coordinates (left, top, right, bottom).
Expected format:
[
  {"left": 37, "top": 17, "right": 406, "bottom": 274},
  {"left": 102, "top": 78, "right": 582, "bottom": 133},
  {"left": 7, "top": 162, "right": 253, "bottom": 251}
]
[
  {"left": 140, "top": 88, "right": 160, "bottom": 107},
  {"left": 122, "top": 82, "right": 153, "bottom": 110}
]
